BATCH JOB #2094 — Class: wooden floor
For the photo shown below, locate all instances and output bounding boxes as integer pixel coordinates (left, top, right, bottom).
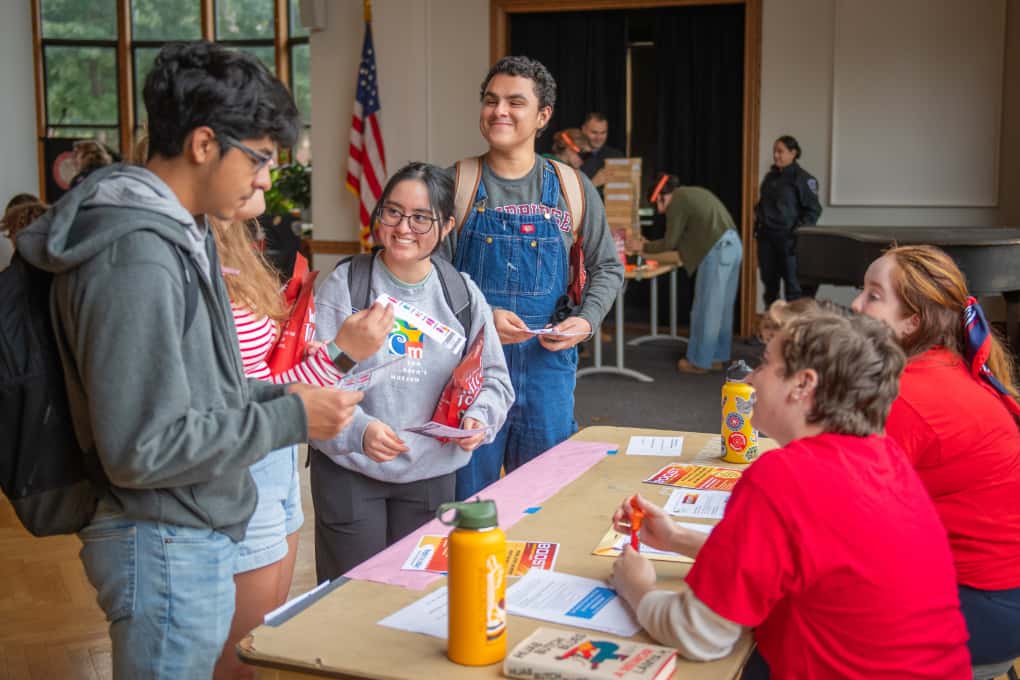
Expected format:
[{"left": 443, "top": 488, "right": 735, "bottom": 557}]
[
  {"left": 1, "top": 446, "right": 1018, "bottom": 680},
  {"left": 0, "top": 447, "right": 319, "bottom": 680}
]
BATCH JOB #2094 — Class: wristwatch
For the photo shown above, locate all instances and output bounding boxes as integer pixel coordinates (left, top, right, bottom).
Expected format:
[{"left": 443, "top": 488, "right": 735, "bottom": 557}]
[{"left": 326, "top": 341, "right": 357, "bottom": 373}]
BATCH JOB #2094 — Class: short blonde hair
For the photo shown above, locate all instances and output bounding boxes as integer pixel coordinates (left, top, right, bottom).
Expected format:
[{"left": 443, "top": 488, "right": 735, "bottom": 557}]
[{"left": 760, "top": 299, "right": 905, "bottom": 436}]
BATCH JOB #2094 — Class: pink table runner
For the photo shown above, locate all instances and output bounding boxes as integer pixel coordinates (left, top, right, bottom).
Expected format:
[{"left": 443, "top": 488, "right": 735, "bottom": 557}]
[{"left": 343, "top": 439, "right": 616, "bottom": 589}]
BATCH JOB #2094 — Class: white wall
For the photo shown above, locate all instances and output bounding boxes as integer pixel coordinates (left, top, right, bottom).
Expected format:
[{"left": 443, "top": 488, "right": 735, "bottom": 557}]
[
  {"left": 0, "top": 1, "right": 39, "bottom": 266},
  {"left": 307, "top": 0, "right": 1018, "bottom": 302},
  {"left": 308, "top": 0, "right": 488, "bottom": 266},
  {"left": 760, "top": 0, "right": 1019, "bottom": 306}
]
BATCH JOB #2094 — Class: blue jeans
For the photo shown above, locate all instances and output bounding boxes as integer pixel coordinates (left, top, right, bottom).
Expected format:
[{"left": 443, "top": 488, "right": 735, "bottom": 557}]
[
  {"left": 78, "top": 502, "right": 237, "bottom": 678},
  {"left": 959, "top": 583, "right": 1020, "bottom": 664},
  {"left": 687, "top": 230, "right": 742, "bottom": 369},
  {"left": 236, "top": 445, "right": 304, "bottom": 574}
]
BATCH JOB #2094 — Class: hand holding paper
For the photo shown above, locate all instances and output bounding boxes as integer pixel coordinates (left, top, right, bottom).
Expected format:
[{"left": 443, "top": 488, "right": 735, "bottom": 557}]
[
  {"left": 335, "top": 302, "right": 395, "bottom": 361},
  {"left": 362, "top": 420, "right": 409, "bottom": 462},
  {"left": 610, "top": 546, "right": 657, "bottom": 612},
  {"left": 538, "top": 316, "right": 592, "bottom": 352},
  {"left": 492, "top": 309, "right": 533, "bottom": 345},
  {"left": 457, "top": 416, "right": 487, "bottom": 452}
]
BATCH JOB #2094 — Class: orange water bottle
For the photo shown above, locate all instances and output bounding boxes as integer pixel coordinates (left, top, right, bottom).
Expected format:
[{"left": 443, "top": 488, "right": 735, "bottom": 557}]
[
  {"left": 437, "top": 500, "right": 507, "bottom": 665},
  {"left": 721, "top": 360, "right": 759, "bottom": 464}
]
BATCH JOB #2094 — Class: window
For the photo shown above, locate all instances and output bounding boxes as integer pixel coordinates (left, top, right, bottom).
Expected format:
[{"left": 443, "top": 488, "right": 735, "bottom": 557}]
[{"left": 34, "top": 0, "right": 312, "bottom": 196}]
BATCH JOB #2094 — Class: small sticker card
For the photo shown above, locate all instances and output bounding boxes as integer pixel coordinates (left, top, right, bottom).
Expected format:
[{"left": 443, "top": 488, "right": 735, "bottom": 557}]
[
  {"left": 337, "top": 355, "right": 406, "bottom": 392},
  {"left": 625, "top": 436, "right": 684, "bottom": 456},
  {"left": 374, "top": 293, "right": 467, "bottom": 355},
  {"left": 662, "top": 489, "right": 730, "bottom": 520},
  {"left": 404, "top": 421, "right": 493, "bottom": 440}
]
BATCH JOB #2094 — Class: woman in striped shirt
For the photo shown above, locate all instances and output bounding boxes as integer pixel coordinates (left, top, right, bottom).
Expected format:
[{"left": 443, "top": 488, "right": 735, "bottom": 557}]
[{"left": 212, "top": 191, "right": 392, "bottom": 680}]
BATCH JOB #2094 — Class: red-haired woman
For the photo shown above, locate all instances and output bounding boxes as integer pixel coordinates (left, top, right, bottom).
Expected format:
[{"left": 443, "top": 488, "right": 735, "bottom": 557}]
[{"left": 853, "top": 244, "right": 1020, "bottom": 668}]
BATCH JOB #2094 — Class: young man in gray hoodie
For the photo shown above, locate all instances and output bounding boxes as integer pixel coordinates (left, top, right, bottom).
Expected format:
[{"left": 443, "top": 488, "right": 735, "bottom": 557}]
[{"left": 17, "top": 42, "right": 386, "bottom": 678}]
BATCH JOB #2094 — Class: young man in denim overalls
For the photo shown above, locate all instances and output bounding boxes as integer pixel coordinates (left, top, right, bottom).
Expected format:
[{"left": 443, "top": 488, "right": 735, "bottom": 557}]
[{"left": 447, "top": 57, "right": 624, "bottom": 499}]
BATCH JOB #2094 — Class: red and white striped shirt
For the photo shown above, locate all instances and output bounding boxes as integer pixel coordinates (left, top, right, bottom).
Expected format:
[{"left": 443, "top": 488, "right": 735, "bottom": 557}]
[{"left": 232, "top": 303, "right": 342, "bottom": 386}]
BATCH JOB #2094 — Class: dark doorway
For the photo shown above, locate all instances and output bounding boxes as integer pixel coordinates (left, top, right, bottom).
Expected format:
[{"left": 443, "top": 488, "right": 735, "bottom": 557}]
[{"left": 509, "top": 4, "right": 746, "bottom": 328}]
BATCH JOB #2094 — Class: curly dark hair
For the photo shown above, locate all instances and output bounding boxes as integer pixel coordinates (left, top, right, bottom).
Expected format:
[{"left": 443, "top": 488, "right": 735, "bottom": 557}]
[
  {"left": 479, "top": 56, "right": 556, "bottom": 134},
  {"left": 143, "top": 41, "right": 300, "bottom": 159}
]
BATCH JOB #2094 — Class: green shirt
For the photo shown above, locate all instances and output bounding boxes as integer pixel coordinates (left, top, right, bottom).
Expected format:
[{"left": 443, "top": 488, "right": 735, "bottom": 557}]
[{"left": 644, "top": 186, "right": 736, "bottom": 274}]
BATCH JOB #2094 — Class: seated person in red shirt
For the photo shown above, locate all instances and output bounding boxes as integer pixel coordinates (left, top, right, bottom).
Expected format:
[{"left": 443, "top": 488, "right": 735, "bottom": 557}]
[
  {"left": 610, "top": 299, "right": 971, "bottom": 680},
  {"left": 852, "top": 245, "right": 1020, "bottom": 667}
]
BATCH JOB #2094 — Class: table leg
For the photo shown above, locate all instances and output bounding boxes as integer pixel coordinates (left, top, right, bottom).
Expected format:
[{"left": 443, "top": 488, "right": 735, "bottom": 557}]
[
  {"left": 578, "top": 289, "right": 653, "bottom": 382},
  {"left": 630, "top": 267, "right": 687, "bottom": 347}
]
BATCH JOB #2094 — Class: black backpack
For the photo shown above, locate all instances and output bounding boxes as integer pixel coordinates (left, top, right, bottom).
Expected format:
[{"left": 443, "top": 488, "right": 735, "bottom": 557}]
[
  {"left": 343, "top": 253, "right": 473, "bottom": 348},
  {"left": 0, "top": 210, "right": 198, "bottom": 536}
]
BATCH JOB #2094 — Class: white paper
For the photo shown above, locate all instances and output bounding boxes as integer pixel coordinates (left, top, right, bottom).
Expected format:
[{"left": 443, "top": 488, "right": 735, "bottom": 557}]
[
  {"left": 263, "top": 579, "right": 331, "bottom": 625},
  {"left": 377, "top": 586, "right": 449, "bottom": 639},
  {"left": 403, "top": 421, "right": 494, "bottom": 440},
  {"left": 374, "top": 293, "right": 467, "bottom": 354},
  {"left": 506, "top": 570, "right": 640, "bottom": 638},
  {"left": 662, "top": 489, "right": 730, "bottom": 520},
  {"left": 525, "top": 327, "right": 589, "bottom": 337},
  {"left": 607, "top": 522, "right": 713, "bottom": 558},
  {"left": 337, "top": 355, "right": 406, "bottom": 392},
  {"left": 625, "top": 435, "right": 684, "bottom": 457}
]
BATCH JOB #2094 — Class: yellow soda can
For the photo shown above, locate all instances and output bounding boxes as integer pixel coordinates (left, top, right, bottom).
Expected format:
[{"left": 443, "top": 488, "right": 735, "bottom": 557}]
[{"left": 721, "top": 360, "right": 759, "bottom": 464}]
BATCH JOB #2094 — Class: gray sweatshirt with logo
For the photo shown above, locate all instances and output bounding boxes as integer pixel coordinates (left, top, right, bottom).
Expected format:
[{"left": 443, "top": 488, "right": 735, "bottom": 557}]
[{"left": 311, "top": 255, "right": 514, "bottom": 484}]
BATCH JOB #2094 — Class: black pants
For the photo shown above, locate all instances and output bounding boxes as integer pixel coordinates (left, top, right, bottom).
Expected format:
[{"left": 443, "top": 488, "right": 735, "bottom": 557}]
[
  {"left": 309, "top": 449, "right": 456, "bottom": 582},
  {"left": 756, "top": 230, "right": 802, "bottom": 306},
  {"left": 740, "top": 649, "right": 771, "bottom": 680}
]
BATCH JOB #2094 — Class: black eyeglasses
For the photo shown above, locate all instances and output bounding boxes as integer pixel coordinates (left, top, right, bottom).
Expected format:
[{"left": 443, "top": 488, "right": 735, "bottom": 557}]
[
  {"left": 218, "top": 134, "right": 275, "bottom": 173},
  {"left": 376, "top": 206, "right": 438, "bottom": 234}
]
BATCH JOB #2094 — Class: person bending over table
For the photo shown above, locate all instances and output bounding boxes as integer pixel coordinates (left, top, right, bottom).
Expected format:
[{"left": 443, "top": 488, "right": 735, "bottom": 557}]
[
  {"left": 852, "top": 245, "right": 1020, "bottom": 668},
  {"left": 627, "top": 173, "right": 742, "bottom": 374},
  {"left": 609, "top": 299, "right": 970, "bottom": 679}
]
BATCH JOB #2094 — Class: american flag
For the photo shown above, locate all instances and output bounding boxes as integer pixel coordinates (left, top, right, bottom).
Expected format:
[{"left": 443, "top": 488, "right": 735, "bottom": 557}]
[{"left": 345, "top": 18, "right": 386, "bottom": 252}]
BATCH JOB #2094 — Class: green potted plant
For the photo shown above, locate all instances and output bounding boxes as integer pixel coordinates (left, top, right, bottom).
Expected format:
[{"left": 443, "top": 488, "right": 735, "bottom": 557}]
[{"left": 265, "top": 161, "right": 311, "bottom": 218}]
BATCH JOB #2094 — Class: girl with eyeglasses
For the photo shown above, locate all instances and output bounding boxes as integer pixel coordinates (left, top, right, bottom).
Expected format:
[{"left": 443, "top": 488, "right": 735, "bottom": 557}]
[{"left": 308, "top": 162, "right": 514, "bottom": 582}]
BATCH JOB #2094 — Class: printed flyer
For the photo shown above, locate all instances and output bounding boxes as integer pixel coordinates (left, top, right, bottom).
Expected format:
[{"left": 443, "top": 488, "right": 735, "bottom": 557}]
[
  {"left": 402, "top": 535, "right": 559, "bottom": 577},
  {"left": 643, "top": 463, "right": 742, "bottom": 491}
]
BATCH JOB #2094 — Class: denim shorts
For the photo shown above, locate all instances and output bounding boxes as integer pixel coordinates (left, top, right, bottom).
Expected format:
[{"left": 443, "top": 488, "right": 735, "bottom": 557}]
[
  {"left": 78, "top": 501, "right": 237, "bottom": 679},
  {"left": 235, "top": 445, "right": 304, "bottom": 574}
]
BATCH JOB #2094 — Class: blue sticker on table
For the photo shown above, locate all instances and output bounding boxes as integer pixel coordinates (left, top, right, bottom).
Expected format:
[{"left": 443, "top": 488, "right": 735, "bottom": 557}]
[
  {"left": 606, "top": 449, "right": 618, "bottom": 455},
  {"left": 524, "top": 506, "right": 541, "bottom": 514},
  {"left": 566, "top": 587, "right": 617, "bottom": 620}
]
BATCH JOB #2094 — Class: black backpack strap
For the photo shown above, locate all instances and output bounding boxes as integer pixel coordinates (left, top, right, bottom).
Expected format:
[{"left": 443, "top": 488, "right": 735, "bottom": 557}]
[
  {"left": 172, "top": 245, "right": 199, "bottom": 334},
  {"left": 343, "top": 253, "right": 375, "bottom": 312},
  {"left": 431, "top": 256, "right": 473, "bottom": 352}
]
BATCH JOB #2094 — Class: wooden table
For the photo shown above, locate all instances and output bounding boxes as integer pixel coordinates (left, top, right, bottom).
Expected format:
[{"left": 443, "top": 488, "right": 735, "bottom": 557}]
[
  {"left": 578, "top": 261, "right": 685, "bottom": 383},
  {"left": 240, "top": 427, "right": 772, "bottom": 679}
]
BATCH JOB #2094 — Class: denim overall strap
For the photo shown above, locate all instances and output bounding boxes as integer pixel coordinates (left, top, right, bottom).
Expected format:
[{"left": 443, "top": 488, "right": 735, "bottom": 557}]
[{"left": 453, "top": 160, "right": 580, "bottom": 500}]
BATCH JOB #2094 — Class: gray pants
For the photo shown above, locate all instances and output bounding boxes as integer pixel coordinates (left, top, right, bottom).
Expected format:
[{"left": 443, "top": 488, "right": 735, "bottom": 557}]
[{"left": 309, "top": 448, "right": 456, "bottom": 582}]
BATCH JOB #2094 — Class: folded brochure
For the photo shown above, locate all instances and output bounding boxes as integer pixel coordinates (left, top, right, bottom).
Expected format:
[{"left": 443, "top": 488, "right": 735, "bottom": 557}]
[
  {"left": 643, "top": 462, "right": 742, "bottom": 491},
  {"left": 402, "top": 534, "right": 559, "bottom": 577}
]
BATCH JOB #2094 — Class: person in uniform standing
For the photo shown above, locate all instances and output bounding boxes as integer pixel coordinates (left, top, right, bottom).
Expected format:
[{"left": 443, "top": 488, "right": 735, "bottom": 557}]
[{"left": 754, "top": 134, "right": 821, "bottom": 306}]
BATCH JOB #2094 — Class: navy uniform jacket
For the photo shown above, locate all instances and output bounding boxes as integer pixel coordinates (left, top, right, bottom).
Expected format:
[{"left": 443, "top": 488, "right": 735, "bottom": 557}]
[{"left": 754, "top": 162, "right": 822, "bottom": 235}]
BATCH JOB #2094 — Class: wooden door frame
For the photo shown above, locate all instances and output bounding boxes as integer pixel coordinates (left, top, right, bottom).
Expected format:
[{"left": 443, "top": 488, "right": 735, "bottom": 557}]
[{"left": 492, "top": 0, "right": 761, "bottom": 338}]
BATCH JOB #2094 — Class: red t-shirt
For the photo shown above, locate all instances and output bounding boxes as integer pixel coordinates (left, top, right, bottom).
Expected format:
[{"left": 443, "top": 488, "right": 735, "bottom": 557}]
[
  {"left": 885, "top": 347, "right": 1020, "bottom": 590},
  {"left": 685, "top": 433, "right": 970, "bottom": 680}
]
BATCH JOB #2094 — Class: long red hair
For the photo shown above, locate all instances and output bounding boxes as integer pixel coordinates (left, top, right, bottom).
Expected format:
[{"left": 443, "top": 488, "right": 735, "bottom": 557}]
[{"left": 887, "top": 244, "right": 1017, "bottom": 397}]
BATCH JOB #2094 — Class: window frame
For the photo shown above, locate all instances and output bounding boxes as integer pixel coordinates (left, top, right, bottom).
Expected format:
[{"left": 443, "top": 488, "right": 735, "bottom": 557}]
[{"left": 31, "top": 0, "right": 309, "bottom": 200}]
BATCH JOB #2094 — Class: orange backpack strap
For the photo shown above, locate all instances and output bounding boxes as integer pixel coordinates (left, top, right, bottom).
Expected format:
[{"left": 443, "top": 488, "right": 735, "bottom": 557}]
[
  {"left": 548, "top": 158, "right": 586, "bottom": 240},
  {"left": 453, "top": 156, "right": 483, "bottom": 232}
]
